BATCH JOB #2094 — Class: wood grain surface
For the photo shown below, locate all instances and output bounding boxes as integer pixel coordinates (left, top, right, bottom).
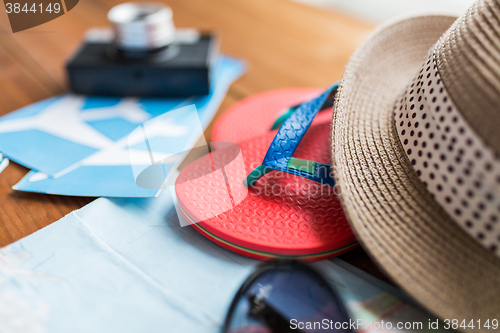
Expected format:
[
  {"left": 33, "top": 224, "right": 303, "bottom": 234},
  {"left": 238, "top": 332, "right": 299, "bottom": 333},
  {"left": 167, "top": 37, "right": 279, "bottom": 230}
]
[{"left": 0, "top": 0, "right": 387, "bottom": 281}]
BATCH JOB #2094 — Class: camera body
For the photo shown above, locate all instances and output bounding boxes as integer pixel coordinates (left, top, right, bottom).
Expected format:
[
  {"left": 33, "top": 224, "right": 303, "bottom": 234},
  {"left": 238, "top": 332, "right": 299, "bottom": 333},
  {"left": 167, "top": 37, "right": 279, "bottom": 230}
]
[{"left": 66, "top": 3, "right": 219, "bottom": 97}]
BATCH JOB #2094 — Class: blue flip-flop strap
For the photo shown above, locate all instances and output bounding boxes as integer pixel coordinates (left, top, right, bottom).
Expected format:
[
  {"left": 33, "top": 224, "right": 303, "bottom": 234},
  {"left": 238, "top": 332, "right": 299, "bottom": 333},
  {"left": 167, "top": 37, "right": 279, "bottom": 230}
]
[
  {"left": 269, "top": 91, "right": 335, "bottom": 130},
  {"left": 245, "top": 83, "right": 338, "bottom": 187}
]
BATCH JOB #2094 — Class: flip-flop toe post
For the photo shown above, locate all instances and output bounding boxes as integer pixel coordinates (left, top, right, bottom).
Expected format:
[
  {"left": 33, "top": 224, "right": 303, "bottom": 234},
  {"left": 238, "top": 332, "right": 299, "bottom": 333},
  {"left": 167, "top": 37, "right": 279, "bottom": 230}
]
[
  {"left": 175, "top": 83, "right": 358, "bottom": 261},
  {"left": 211, "top": 88, "right": 331, "bottom": 144},
  {"left": 245, "top": 85, "right": 337, "bottom": 187}
]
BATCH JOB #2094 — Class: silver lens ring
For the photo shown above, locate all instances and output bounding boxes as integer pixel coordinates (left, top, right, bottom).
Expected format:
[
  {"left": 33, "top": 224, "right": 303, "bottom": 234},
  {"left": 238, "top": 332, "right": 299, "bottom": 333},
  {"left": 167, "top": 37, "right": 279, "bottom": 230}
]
[{"left": 108, "top": 2, "right": 175, "bottom": 51}]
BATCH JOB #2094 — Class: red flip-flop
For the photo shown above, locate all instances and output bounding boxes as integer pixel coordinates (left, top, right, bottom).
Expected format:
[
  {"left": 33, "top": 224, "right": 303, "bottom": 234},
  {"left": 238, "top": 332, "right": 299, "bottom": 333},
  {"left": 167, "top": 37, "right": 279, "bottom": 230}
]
[
  {"left": 212, "top": 88, "right": 332, "bottom": 144},
  {"left": 176, "top": 84, "right": 358, "bottom": 261}
]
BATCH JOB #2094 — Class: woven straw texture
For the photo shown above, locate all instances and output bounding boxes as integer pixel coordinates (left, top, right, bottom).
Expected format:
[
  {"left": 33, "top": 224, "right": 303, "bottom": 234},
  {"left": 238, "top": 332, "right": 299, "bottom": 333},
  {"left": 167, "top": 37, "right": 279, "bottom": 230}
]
[
  {"left": 332, "top": 13, "right": 500, "bottom": 329},
  {"left": 436, "top": 0, "right": 500, "bottom": 154}
]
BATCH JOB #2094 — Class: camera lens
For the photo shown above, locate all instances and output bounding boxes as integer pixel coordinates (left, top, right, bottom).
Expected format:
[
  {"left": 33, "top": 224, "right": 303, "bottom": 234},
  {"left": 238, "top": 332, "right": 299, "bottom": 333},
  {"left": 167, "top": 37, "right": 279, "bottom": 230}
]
[{"left": 108, "top": 2, "right": 176, "bottom": 51}]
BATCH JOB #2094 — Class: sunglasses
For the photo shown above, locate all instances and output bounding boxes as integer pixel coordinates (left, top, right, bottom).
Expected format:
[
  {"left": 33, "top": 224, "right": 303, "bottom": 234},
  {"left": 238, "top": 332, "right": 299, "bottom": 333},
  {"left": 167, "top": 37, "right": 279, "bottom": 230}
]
[{"left": 223, "top": 260, "right": 353, "bottom": 333}]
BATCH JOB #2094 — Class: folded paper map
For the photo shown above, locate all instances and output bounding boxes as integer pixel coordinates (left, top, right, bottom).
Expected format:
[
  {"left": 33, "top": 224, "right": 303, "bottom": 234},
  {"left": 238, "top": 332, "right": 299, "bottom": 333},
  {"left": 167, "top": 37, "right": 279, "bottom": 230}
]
[
  {"left": 0, "top": 56, "right": 244, "bottom": 197},
  {"left": 0, "top": 189, "right": 447, "bottom": 333}
]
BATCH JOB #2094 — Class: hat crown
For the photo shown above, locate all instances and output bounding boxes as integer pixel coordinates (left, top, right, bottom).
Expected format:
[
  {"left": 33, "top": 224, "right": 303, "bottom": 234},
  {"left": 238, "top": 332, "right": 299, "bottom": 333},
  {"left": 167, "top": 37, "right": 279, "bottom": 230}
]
[
  {"left": 435, "top": 0, "right": 500, "bottom": 154},
  {"left": 394, "top": 0, "right": 500, "bottom": 256},
  {"left": 331, "top": 1, "right": 500, "bottom": 319}
]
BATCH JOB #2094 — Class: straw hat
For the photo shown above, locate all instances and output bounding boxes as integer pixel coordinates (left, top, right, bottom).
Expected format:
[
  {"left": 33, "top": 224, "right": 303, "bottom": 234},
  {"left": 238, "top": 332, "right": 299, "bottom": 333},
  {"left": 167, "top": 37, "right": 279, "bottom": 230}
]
[{"left": 332, "top": 0, "right": 500, "bottom": 328}]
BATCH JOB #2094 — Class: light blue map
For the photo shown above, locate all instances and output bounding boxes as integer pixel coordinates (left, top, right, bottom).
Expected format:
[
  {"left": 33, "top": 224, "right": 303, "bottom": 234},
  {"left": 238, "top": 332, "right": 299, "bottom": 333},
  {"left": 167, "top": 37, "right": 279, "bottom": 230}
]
[
  {"left": 0, "top": 191, "right": 441, "bottom": 333},
  {"left": 0, "top": 56, "right": 244, "bottom": 197}
]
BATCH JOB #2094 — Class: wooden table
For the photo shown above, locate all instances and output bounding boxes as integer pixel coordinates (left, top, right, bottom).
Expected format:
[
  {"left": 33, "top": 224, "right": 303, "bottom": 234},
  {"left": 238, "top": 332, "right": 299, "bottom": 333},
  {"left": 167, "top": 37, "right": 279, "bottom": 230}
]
[{"left": 0, "top": 0, "right": 387, "bottom": 281}]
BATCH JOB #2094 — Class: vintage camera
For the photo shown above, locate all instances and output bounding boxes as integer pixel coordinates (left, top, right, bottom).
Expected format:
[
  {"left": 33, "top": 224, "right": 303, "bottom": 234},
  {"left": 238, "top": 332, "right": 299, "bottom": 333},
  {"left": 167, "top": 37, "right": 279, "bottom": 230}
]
[{"left": 66, "top": 2, "right": 219, "bottom": 97}]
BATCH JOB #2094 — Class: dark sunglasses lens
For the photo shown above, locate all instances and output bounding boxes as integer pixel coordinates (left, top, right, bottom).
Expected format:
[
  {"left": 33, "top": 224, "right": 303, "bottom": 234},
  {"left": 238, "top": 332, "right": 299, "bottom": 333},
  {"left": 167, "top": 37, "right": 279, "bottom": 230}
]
[{"left": 224, "top": 262, "right": 351, "bottom": 333}]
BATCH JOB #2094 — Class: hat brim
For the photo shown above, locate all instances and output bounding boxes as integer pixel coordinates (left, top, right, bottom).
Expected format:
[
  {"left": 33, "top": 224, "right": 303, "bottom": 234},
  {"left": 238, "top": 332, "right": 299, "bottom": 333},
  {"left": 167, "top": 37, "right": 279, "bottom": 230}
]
[{"left": 332, "top": 15, "right": 500, "bottom": 324}]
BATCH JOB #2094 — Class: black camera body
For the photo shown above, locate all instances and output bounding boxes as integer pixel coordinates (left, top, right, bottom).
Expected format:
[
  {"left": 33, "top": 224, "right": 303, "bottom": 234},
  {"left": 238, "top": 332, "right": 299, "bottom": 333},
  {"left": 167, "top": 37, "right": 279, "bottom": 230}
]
[
  {"left": 66, "top": 3, "right": 219, "bottom": 98},
  {"left": 67, "top": 29, "right": 218, "bottom": 98}
]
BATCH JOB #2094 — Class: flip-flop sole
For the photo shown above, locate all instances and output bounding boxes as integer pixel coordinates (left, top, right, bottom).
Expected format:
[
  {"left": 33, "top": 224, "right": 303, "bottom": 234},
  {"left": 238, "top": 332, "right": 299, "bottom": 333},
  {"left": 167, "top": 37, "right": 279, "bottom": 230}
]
[
  {"left": 212, "top": 88, "right": 332, "bottom": 143},
  {"left": 176, "top": 122, "right": 358, "bottom": 261}
]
